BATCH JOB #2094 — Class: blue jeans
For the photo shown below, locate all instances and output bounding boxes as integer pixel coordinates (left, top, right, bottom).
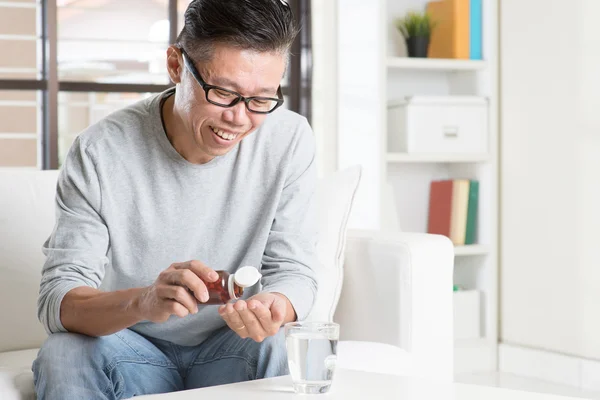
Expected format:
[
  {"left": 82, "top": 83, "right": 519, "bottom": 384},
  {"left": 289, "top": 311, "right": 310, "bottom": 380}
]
[{"left": 32, "top": 326, "right": 288, "bottom": 399}]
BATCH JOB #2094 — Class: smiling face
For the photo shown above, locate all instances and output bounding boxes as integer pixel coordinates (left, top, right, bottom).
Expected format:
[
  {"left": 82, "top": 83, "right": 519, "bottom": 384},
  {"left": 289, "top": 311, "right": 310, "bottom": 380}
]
[{"left": 164, "top": 43, "right": 286, "bottom": 164}]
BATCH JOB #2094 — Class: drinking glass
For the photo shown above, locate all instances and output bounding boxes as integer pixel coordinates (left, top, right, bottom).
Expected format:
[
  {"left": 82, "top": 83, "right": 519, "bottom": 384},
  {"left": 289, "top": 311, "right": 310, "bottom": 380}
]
[{"left": 284, "top": 321, "right": 340, "bottom": 394}]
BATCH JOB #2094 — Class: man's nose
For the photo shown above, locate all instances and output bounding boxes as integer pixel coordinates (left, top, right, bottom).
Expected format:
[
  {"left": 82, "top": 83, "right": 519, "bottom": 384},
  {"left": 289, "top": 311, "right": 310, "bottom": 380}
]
[{"left": 222, "top": 101, "right": 249, "bottom": 126}]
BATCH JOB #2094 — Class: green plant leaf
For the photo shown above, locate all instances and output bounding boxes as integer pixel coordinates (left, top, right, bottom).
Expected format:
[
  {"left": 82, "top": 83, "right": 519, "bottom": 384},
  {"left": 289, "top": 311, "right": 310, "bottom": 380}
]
[{"left": 395, "top": 10, "right": 437, "bottom": 38}]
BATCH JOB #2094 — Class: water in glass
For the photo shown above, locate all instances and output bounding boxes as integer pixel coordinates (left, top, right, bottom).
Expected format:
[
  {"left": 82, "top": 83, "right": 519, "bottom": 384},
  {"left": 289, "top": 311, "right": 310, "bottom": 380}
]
[{"left": 285, "top": 324, "right": 339, "bottom": 394}]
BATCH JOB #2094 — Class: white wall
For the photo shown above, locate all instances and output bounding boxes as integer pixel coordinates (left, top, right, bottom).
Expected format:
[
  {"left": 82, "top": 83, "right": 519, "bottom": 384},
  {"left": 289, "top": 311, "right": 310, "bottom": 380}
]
[
  {"left": 501, "top": 0, "right": 600, "bottom": 359},
  {"left": 336, "top": 0, "right": 385, "bottom": 230},
  {"left": 311, "top": 0, "right": 338, "bottom": 178}
]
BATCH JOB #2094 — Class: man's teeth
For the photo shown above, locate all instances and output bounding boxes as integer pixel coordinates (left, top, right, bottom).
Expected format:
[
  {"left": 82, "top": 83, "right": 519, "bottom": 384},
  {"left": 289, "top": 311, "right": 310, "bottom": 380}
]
[{"left": 210, "top": 126, "right": 238, "bottom": 141}]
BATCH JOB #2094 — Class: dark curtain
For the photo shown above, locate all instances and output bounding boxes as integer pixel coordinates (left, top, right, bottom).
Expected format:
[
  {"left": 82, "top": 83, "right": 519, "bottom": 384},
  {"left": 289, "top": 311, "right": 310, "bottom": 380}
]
[{"left": 288, "top": 0, "right": 313, "bottom": 123}]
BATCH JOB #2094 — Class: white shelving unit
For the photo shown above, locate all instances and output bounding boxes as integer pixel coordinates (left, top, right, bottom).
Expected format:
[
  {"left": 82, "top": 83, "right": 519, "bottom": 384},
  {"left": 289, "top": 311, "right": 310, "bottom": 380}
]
[
  {"left": 336, "top": 0, "right": 498, "bottom": 373},
  {"left": 381, "top": 0, "right": 499, "bottom": 374},
  {"left": 387, "top": 57, "right": 487, "bottom": 71},
  {"left": 454, "top": 245, "right": 491, "bottom": 257},
  {"left": 387, "top": 152, "right": 491, "bottom": 163}
]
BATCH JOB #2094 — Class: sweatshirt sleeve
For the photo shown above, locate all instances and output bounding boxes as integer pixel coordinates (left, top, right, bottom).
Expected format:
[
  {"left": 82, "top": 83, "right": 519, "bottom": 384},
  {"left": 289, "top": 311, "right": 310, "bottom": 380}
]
[
  {"left": 37, "top": 136, "right": 109, "bottom": 334},
  {"left": 260, "top": 118, "right": 319, "bottom": 321}
]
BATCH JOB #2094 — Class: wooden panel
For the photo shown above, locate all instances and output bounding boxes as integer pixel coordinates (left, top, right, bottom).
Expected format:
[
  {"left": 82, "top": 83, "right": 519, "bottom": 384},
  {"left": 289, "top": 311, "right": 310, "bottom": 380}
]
[
  {"left": 0, "top": 40, "right": 37, "bottom": 68},
  {"left": 0, "top": 105, "right": 37, "bottom": 133},
  {"left": 0, "top": 7, "right": 37, "bottom": 36},
  {"left": 0, "top": 71, "right": 37, "bottom": 79},
  {"left": 0, "top": 139, "right": 37, "bottom": 167},
  {"left": 0, "top": 90, "right": 37, "bottom": 101}
]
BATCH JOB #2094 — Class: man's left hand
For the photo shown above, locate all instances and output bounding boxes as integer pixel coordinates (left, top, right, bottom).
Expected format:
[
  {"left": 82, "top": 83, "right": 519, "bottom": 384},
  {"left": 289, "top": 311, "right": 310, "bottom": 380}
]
[{"left": 218, "top": 292, "right": 295, "bottom": 342}]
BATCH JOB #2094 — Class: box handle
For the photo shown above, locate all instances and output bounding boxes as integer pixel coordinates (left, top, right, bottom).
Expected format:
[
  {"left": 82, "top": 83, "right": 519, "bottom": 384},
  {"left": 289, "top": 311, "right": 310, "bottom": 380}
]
[{"left": 443, "top": 126, "right": 459, "bottom": 138}]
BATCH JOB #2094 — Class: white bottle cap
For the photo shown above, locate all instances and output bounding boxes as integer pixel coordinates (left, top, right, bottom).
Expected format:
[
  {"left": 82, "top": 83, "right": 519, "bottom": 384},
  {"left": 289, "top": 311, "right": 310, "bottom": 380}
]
[{"left": 233, "top": 266, "right": 262, "bottom": 288}]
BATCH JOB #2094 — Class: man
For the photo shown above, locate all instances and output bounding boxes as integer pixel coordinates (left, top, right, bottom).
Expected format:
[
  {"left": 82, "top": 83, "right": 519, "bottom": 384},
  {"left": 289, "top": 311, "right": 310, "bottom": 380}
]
[{"left": 32, "top": 0, "right": 318, "bottom": 398}]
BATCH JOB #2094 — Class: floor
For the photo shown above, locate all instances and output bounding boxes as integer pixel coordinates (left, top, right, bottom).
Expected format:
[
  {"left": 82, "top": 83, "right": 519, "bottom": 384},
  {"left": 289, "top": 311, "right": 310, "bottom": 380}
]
[{"left": 455, "top": 372, "right": 600, "bottom": 399}]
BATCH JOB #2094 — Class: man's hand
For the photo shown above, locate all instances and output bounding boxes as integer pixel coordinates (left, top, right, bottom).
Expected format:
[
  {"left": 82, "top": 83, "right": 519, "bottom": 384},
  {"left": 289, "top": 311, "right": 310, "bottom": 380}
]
[
  {"left": 135, "top": 260, "right": 218, "bottom": 323},
  {"left": 218, "top": 292, "right": 296, "bottom": 342}
]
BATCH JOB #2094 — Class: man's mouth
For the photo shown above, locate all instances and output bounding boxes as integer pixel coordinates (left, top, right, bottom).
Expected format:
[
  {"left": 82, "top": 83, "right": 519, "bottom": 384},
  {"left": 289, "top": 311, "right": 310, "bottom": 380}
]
[{"left": 210, "top": 126, "right": 239, "bottom": 141}]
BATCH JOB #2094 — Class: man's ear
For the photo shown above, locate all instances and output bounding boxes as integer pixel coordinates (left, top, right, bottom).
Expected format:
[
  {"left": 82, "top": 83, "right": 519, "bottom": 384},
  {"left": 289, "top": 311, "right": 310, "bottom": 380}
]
[{"left": 166, "top": 45, "right": 183, "bottom": 84}]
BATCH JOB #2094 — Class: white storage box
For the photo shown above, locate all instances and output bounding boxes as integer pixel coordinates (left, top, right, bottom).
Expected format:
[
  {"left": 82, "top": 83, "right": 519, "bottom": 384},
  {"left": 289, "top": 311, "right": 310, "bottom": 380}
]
[
  {"left": 387, "top": 96, "right": 488, "bottom": 154},
  {"left": 453, "top": 289, "right": 481, "bottom": 340}
]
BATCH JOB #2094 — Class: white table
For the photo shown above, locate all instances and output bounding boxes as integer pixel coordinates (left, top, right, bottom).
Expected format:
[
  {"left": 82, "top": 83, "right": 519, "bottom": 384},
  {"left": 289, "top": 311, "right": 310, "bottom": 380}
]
[{"left": 138, "top": 369, "right": 588, "bottom": 399}]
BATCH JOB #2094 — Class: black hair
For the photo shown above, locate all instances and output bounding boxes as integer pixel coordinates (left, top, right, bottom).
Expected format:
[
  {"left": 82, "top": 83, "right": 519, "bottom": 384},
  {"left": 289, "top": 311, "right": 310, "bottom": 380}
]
[{"left": 176, "top": 0, "right": 300, "bottom": 62}]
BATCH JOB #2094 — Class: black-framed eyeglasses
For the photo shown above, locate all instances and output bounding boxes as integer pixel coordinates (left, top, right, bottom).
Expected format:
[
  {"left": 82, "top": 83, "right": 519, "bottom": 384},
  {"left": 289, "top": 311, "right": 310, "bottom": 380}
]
[{"left": 180, "top": 48, "right": 284, "bottom": 114}]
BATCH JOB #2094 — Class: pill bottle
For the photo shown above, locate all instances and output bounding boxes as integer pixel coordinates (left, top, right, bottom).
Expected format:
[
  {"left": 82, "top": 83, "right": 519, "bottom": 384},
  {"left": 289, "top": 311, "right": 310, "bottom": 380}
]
[{"left": 204, "top": 266, "right": 261, "bottom": 304}]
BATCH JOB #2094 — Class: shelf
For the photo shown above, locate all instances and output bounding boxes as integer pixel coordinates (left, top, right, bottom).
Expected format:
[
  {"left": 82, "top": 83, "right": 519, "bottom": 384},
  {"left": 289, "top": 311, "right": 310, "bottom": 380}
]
[
  {"left": 387, "top": 57, "right": 486, "bottom": 71},
  {"left": 455, "top": 337, "right": 493, "bottom": 348},
  {"left": 454, "top": 245, "right": 490, "bottom": 256},
  {"left": 386, "top": 152, "right": 490, "bottom": 163}
]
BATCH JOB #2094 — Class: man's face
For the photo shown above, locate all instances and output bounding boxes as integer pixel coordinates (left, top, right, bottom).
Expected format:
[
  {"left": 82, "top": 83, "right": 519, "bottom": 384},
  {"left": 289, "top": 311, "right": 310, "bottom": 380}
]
[{"left": 169, "top": 44, "right": 286, "bottom": 160}]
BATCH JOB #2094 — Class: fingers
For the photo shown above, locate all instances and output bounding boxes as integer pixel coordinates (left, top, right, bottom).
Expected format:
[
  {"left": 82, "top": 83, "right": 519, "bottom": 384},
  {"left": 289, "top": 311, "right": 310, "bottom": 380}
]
[
  {"left": 220, "top": 302, "right": 250, "bottom": 338},
  {"left": 218, "top": 300, "right": 279, "bottom": 342},
  {"left": 153, "top": 300, "right": 189, "bottom": 322},
  {"left": 161, "top": 265, "right": 209, "bottom": 303},
  {"left": 176, "top": 269, "right": 209, "bottom": 303},
  {"left": 236, "top": 301, "right": 270, "bottom": 342},
  {"left": 166, "top": 300, "right": 190, "bottom": 318},
  {"left": 247, "top": 300, "right": 279, "bottom": 337},
  {"left": 158, "top": 285, "right": 198, "bottom": 314},
  {"left": 174, "top": 260, "right": 218, "bottom": 283},
  {"left": 148, "top": 260, "right": 219, "bottom": 322},
  {"left": 269, "top": 295, "right": 287, "bottom": 324}
]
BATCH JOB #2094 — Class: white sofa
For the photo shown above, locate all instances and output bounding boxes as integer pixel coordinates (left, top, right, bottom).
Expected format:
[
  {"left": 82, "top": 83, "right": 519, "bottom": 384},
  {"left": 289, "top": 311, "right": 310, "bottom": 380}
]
[{"left": 0, "top": 168, "right": 454, "bottom": 399}]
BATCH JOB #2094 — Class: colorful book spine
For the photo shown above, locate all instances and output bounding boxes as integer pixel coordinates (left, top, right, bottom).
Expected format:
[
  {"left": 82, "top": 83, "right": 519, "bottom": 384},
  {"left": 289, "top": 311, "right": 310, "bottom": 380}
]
[
  {"left": 449, "top": 179, "right": 470, "bottom": 245},
  {"left": 427, "top": 0, "right": 470, "bottom": 59},
  {"left": 469, "top": 0, "right": 483, "bottom": 60},
  {"left": 427, "top": 180, "right": 454, "bottom": 238},
  {"left": 427, "top": 179, "right": 479, "bottom": 245},
  {"left": 465, "top": 180, "right": 479, "bottom": 244}
]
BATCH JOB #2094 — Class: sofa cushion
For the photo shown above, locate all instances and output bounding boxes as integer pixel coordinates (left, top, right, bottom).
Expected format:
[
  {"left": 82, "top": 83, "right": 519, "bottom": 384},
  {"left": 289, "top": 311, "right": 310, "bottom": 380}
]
[
  {"left": 0, "top": 170, "right": 58, "bottom": 352},
  {"left": 0, "top": 348, "right": 38, "bottom": 400},
  {"left": 306, "top": 166, "right": 361, "bottom": 322},
  {"left": 0, "top": 371, "right": 22, "bottom": 400}
]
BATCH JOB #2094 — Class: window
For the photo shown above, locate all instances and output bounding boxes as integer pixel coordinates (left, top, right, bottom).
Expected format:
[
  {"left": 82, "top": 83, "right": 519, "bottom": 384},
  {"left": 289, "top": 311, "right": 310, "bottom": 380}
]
[
  {"left": 0, "top": 0, "right": 312, "bottom": 169},
  {"left": 0, "top": 89, "right": 42, "bottom": 167},
  {"left": 0, "top": 1, "right": 42, "bottom": 167}
]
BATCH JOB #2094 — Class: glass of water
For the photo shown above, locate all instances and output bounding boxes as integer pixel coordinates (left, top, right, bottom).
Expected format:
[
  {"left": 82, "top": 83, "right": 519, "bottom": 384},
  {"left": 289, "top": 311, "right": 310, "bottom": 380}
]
[{"left": 284, "top": 321, "right": 340, "bottom": 394}]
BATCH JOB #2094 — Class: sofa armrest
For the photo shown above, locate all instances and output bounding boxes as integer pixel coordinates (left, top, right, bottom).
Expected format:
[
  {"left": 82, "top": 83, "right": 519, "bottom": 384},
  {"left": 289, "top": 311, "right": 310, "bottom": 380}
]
[{"left": 334, "top": 230, "right": 454, "bottom": 382}]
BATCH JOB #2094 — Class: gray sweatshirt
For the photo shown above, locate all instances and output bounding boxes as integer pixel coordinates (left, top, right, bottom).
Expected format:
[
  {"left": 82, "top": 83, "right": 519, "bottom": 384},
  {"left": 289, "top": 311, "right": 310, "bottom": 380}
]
[{"left": 38, "top": 88, "right": 318, "bottom": 346}]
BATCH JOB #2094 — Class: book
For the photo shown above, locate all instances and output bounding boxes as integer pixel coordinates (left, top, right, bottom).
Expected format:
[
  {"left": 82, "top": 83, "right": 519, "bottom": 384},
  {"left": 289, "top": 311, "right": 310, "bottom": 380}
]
[
  {"left": 465, "top": 180, "right": 479, "bottom": 244},
  {"left": 427, "top": 179, "right": 478, "bottom": 245},
  {"left": 449, "top": 179, "right": 470, "bottom": 245},
  {"left": 427, "top": 0, "right": 470, "bottom": 59},
  {"left": 469, "top": 0, "right": 483, "bottom": 60},
  {"left": 427, "top": 180, "right": 454, "bottom": 238}
]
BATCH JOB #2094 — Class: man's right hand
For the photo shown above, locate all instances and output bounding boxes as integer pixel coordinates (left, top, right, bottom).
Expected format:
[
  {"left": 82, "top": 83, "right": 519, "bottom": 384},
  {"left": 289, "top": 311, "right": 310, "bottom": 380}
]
[
  {"left": 135, "top": 260, "right": 219, "bottom": 323},
  {"left": 59, "top": 260, "right": 219, "bottom": 337}
]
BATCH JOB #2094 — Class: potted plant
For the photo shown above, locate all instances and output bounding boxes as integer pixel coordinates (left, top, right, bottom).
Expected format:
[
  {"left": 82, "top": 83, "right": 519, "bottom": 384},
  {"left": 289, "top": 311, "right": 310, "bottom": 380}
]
[{"left": 395, "top": 11, "right": 436, "bottom": 58}]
